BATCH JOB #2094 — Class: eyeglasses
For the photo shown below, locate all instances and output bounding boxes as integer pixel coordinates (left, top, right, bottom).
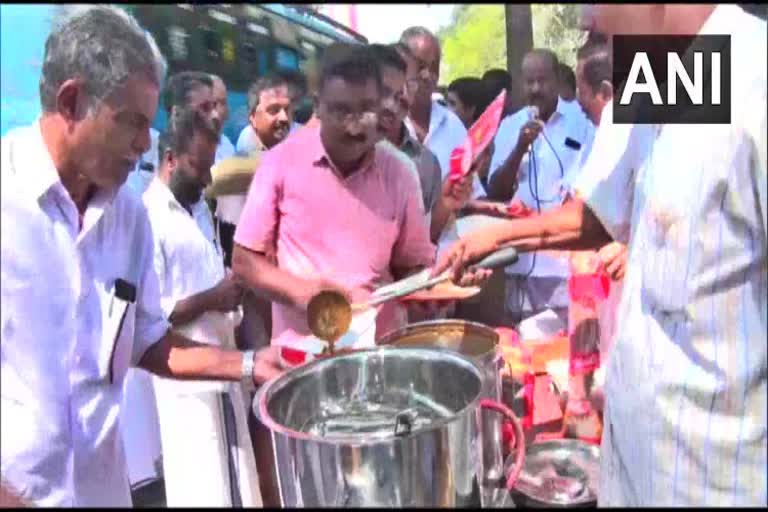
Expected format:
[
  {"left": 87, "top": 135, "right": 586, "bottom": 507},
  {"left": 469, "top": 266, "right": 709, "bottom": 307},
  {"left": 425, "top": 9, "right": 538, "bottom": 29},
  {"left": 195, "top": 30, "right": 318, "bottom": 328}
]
[{"left": 326, "top": 106, "right": 379, "bottom": 126}]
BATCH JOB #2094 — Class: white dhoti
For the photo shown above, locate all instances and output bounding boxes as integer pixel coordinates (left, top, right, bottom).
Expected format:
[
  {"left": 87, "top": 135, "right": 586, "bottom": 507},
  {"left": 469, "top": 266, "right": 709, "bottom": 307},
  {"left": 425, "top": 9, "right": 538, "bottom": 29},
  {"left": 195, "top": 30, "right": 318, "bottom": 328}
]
[
  {"left": 154, "top": 310, "right": 262, "bottom": 507},
  {"left": 121, "top": 368, "right": 163, "bottom": 486}
]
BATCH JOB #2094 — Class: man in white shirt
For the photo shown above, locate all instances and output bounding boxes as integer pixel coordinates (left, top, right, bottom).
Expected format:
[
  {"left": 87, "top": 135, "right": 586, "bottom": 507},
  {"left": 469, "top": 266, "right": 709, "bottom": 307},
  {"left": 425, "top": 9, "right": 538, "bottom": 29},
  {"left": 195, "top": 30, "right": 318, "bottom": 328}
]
[
  {"left": 235, "top": 73, "right": 293, "bottom": 157},
  {"left": 487, "top": 48, "right": 595, "bottom": 326},
  {"left": 125, "top": 71, "right": 221, "bottom": 197},
  {"left": 228, "top": 73, "right": 297, "bottom": 394},
  {"left": 558, "top": 62, "right": 577, "bottom": 103},
  {"left": 211, "top": 74, "right": 236, "bottom": 163},
  {"left": 121, "top": 69, "right": 223, "bottom": 491},
  {"left": 399, "top": 26, "right": 486, "bottom": 200},
  {"left": 226, "top": 73, "right": 295, "bottom": 268},
  {"left": 0, "top": 6, "right": 281, "bottom": 506},
  {"left": 370, "top": 43, "right": 474, "bottom": 244},
  {"left": 143, "top": 108, "right": 260, "bottom": 506},
  {"left": 567, "top": 34, "right": 628, "bottom": 283},
  {"left": 435, "top": 3, "right": 766, "bottom": 506}
]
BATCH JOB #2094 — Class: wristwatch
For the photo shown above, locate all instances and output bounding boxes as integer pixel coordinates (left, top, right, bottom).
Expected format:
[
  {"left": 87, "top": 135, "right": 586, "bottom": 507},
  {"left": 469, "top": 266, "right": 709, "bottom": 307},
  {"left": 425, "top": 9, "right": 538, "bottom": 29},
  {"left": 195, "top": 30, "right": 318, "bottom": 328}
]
[{"left": 242, "top": 350, "right": 255, "bottom": 385}]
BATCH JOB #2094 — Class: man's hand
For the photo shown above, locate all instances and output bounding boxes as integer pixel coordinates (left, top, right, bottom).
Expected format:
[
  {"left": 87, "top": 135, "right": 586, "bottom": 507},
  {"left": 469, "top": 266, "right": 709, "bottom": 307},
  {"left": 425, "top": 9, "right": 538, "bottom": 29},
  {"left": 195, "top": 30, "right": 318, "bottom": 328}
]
[
  {"left": 597, "top": 242, "right": 628, "bottom": 281},
  {"left": 475, "top": 141, "right": 494, "bottom": 184},
  {"left": 516, "top": 120, "right": 543, "bottom": 152},
  {"left": 439, "top": 175, "right": 474, "bottom": 212},
  {"left": 252, "top": 345, "right": 283, "bottom": 385},
  {"left": 211, "top": 273, "right": 244, "bottom": 312},
  {"left": 461, "top": 200, "right": 511, "bottom": 218},
  {"left": 432, "top": 225, "right": 506, "bottom": 285}
]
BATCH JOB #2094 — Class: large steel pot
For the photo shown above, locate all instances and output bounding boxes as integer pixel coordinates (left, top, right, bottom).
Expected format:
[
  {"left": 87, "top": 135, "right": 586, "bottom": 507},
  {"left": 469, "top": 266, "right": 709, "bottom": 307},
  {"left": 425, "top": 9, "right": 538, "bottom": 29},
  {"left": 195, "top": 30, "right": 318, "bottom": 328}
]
[
  {"left": 377, "top": 320, "right": 506, "bottom": 483},
  {"left": 254, "top": 347, "right": 525, "bottom": 507}
]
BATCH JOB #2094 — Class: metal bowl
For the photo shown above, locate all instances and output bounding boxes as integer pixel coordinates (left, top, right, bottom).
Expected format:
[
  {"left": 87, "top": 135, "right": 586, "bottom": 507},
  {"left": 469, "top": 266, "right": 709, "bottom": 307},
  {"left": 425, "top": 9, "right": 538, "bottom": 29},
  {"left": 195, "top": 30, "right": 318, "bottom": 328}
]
[{"left": 505, "top": 439, "right": 600, "bottom": 508}]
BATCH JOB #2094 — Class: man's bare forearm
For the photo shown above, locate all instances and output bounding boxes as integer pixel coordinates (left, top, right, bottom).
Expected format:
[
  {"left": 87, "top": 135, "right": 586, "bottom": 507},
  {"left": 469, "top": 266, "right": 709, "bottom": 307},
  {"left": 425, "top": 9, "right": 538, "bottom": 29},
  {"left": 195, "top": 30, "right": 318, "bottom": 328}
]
[
  {"left": 138, "top": 330, "right": 242, "bottom": 382},
  {"left": 490, "top": 200, "right": 612, "bottom": 252},
  {"left": 231, "top": 244, "right": 310, "bottom": 308},
  {"left": 169, "top": 288, "right": 217, "bottom": 326},
  {"left": 487, "top": 145, "right": 525, "bottom": 201},
  {"left": 430, "top": 199, "right": 454, "bottom": 242}
]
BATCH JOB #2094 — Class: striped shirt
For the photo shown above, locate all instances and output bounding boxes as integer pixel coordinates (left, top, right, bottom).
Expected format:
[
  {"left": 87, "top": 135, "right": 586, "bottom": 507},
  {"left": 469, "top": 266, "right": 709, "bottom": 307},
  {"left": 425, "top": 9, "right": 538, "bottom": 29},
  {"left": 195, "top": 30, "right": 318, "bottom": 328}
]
[{"left": 575, "top": 5, "right": 767, "bottom": 506}]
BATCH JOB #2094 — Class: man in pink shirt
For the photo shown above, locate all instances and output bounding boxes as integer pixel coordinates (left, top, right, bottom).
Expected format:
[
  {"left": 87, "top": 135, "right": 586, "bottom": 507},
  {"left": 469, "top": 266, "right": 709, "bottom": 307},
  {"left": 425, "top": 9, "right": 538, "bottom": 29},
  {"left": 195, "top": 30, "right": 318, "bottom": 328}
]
[{"left": 232, "top": 43, "right": 438, "bottom": 368}]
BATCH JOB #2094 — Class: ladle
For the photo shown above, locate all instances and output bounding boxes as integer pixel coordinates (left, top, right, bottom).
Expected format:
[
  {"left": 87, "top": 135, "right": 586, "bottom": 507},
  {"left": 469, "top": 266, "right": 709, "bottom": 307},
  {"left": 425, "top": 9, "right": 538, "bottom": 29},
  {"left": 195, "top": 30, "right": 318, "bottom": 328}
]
[{"left": 307, "top": 246, "right": 519, "bottom": 352}]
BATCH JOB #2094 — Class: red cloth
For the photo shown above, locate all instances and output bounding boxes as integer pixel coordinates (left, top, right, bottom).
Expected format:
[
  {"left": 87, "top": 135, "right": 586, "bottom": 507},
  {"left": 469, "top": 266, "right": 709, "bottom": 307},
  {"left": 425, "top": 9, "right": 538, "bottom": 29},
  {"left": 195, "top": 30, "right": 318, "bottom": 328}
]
[
  {"left": 280, "top": 347, "right": 308, "bottom": 366},
  {"left": 449, "top": 89, "right": 507, "bottom": 182},
  {"left": 506, "top": 199, "right": 534, "bottom": 218}
]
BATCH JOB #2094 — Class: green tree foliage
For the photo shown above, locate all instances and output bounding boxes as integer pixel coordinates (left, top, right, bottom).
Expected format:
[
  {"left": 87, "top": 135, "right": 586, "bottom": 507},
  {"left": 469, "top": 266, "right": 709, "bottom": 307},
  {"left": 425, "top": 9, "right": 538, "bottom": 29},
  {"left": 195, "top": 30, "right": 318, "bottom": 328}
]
[
  {"left": 531, "top": 4, "right": 585, "bottom": 68},
  {"left": 439, "top": 3, "right": 585, "bottom": 85},
  {"left": 439, "top": 5, "right": 506, "bottom": 84}
]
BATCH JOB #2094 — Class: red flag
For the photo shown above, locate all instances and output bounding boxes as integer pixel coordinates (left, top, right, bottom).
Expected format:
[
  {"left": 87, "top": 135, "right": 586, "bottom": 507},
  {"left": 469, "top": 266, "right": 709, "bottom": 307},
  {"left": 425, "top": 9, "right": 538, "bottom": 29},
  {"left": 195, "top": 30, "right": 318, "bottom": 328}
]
[{"left": 449, "top": 89, "right": 506, "bottom": 182}]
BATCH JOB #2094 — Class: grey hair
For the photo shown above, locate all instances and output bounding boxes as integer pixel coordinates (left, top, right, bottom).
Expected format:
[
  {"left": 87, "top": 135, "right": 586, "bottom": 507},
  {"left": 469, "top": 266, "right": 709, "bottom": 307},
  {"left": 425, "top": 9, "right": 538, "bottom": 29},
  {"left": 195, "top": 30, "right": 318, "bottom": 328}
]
[
  {"left": 40, "top": 5, "right": 166, "bottom": 113},
  {"left": 399, "top": 26, "right": 438, "bottom": 46}
]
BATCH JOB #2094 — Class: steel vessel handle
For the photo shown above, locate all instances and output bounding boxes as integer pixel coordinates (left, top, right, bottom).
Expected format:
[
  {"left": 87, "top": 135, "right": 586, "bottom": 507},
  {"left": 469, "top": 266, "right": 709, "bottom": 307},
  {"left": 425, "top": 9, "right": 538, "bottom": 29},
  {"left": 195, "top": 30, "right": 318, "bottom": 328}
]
[
  {"left": 468, "top": 246, "right": 519, "bottom": 272},
  {"left": 479, "top": 398, "right": 526, "bottom": 491}
]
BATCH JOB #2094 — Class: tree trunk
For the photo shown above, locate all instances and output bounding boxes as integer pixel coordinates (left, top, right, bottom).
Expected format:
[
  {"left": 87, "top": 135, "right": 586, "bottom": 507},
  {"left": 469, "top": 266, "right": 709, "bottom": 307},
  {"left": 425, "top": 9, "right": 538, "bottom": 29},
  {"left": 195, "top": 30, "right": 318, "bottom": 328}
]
[{"left": 504, "top": 4, "right": 534, "bottom": 111}]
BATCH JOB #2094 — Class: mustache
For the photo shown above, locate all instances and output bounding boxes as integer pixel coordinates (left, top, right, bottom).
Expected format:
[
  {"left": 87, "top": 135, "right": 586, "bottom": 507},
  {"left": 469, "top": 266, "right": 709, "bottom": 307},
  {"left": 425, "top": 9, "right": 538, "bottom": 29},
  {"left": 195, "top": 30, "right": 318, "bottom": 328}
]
[{"left": 345, "top": 134, "right": 367, "bottom": 144}]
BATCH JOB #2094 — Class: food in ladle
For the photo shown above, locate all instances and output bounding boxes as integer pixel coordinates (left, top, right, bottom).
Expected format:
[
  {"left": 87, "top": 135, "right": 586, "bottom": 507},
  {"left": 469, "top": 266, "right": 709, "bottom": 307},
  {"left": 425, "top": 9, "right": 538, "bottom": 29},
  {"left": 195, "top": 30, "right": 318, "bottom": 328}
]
[{"left": 307, "top": 290, "right": 352, "bottom": 353}]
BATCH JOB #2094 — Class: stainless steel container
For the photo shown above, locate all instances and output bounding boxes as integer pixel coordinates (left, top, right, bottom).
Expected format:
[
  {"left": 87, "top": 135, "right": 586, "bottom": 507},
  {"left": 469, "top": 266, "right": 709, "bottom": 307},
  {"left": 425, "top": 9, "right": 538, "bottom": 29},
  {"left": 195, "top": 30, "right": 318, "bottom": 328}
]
[
  {"left": 377, "top": 320, "right": 506, "bottom": 483},
  {"left": 254, "top": 347, "right": 524, "bottom": 507},
  {"left": 506, "top": 439, "right": 600, "bottom": 508}
]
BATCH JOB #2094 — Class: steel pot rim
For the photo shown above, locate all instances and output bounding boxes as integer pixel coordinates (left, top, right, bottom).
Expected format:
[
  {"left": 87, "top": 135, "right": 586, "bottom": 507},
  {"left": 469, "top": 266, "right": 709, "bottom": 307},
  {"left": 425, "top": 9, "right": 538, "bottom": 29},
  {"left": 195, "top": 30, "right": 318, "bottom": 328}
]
[
  {"left": 256, "top": 346, "right": 486, "bottom": 447},
  {"left": 376, "top": 318, "right": 500, "bottom": 347}
]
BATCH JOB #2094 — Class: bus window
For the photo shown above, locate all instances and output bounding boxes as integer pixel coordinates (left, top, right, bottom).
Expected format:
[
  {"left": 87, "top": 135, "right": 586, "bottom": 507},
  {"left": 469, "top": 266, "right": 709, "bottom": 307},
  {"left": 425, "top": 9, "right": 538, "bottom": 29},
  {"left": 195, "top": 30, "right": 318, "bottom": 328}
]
[
  {"left": 167, "top": 25, "right": 189, "bottom": 62},
  {"left": 240, "top": 41, "right": 260, "bottom": 69},
  {"left": 274, "top": 46, "right": 298, "bottom": 71},
  {"left": 203, "top": 28, "right": 221, "bottom": 61}
]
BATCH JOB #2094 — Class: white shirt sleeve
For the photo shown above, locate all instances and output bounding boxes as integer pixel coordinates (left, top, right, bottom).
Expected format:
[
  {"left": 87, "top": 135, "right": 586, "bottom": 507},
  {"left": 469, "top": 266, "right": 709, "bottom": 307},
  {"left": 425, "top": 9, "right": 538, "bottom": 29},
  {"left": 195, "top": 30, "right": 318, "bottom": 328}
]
[
  {"left": 235, "top": 126, "right": 253, "bottom": 155},
  {"left": 571, "top": 104, "right": 654, "bottom": 244},
  {"left": 131, "top": 210, "right": 171, "bottom": 365},
  {"left": 488, "top": 114, "right": 523, "bottom": 184},
  {"left": 560, "top": 122, "right": 597, "bottom": 202},
  {"left": 754, "top": 104, "right": 767, "bottom": 240},
  {"left": 215, "top": 133, "right": 236, "bottom": 163}
]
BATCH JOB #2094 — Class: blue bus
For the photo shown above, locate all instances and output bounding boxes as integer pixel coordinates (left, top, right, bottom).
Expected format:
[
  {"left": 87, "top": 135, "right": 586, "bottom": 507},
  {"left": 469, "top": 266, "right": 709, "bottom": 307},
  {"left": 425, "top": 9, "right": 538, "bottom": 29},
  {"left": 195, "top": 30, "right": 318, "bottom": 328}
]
[{"left": 0, "top": 4, "right": 367, "bottom": 143}]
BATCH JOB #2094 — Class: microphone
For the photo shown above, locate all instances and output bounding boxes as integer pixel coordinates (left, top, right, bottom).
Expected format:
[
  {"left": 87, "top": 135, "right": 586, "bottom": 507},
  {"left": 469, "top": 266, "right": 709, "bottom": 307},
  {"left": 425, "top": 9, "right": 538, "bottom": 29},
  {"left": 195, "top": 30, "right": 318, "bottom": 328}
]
[
  {"left": 526, "top": 105, "right": 541, "bottom": 155},
  {"left": 528, "top": 105, "right": 540, "bottom": 122}
]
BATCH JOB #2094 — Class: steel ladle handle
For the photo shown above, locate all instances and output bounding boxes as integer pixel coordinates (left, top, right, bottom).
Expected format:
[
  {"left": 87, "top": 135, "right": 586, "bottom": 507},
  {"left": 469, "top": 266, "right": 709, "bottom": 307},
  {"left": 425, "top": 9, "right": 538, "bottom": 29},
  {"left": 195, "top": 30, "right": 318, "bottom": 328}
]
[
  {"left": 468, "top": 246, "right": 519, "bottom": 272},
  {"left": 479, "top": 398, "right": 526, "bottom": 491}
]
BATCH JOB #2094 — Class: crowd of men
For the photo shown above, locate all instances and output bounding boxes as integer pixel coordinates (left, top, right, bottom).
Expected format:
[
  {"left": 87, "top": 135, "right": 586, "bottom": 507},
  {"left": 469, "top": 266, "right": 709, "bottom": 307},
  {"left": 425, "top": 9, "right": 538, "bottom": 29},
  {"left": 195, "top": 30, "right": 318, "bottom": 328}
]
[{"left": 1, "top": 3, "right": 765, "bottom": 509}]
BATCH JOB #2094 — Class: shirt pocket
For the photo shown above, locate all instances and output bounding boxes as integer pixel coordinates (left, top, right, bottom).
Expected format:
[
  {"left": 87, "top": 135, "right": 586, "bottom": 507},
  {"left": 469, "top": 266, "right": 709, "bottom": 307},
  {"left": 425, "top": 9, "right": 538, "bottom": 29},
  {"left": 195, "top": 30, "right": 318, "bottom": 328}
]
[{"left": 99, "top": 285, "right": 137, "bottom": 386}]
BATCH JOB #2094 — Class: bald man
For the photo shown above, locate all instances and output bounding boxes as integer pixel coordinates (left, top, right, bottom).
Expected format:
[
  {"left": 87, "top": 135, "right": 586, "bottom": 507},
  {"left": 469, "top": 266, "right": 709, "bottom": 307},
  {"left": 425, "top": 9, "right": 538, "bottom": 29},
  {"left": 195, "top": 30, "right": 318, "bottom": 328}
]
[
  {"left": 399, "top": 27, "right": 486, "bottom": 200},
  {"left": 487, "top": 48, "right": 594, "bottom": 328}
]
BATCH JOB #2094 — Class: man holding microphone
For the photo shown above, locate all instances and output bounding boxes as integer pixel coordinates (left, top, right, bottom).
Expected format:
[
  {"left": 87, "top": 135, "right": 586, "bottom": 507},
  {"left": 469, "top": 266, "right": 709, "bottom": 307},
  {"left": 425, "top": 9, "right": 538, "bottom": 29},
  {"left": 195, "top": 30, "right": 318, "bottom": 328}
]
[{"left": 486, "top": 49, "right": 594, "bottom": 329}]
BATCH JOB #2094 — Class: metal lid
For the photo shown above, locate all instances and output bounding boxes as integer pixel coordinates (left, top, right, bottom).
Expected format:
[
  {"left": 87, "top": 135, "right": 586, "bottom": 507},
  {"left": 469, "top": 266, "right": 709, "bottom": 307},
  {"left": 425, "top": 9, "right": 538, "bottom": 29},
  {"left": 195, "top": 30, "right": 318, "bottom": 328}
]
[{"left": 509, "top": 439, "right": 599, "bottom": 506}]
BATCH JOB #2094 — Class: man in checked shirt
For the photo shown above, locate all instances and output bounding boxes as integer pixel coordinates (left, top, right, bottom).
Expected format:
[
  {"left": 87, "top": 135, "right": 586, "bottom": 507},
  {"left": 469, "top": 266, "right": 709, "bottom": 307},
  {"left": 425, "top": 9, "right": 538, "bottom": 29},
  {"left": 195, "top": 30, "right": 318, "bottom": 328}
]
[{"left": 437, "top": 3, "right": 767, "bottom": 506}]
